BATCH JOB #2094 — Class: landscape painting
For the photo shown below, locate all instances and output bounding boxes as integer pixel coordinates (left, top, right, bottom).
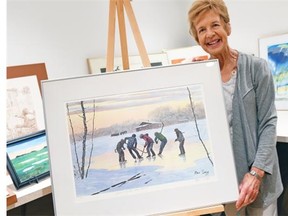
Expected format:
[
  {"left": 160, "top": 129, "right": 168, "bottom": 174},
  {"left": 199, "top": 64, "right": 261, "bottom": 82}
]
[
  {"left": 65, "top": 84, "right": 215, "bottom": 197},
  {"left": 7, "top": 131, "right": 50, "bottom": 189}
]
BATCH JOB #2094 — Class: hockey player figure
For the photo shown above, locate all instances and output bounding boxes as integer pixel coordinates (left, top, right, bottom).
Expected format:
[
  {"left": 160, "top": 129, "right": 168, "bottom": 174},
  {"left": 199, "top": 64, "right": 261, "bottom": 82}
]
[{"left": 124, "top": 134, "right": 143, "bottom": 161}]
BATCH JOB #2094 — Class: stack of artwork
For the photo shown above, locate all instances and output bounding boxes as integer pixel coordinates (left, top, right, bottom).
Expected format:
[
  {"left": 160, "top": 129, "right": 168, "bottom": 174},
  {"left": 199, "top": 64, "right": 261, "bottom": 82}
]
[{"left": 6, "top": 63, "right": 50, "bottom": 189}]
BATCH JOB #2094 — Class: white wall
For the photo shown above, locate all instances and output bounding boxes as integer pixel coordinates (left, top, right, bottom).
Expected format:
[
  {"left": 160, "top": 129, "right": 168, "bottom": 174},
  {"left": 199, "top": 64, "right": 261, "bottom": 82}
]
[
  {"left": 7, "top": 0, "right": 288, "bottom": 79},
  {"left": 226, "top": 0, "right": 288, "bottom": 55},
  {"left": 7, "top": 0, "right": 194, "bottom": 79}
]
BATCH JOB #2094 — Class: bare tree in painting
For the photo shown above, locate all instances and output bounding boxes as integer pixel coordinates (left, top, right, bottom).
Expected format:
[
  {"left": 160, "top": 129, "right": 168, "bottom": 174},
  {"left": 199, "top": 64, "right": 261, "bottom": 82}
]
[
  {"left": 80, "top": 101, "right": 88, "bottom": 179},
  {"left": 67, "top": 104, "right": 82, "bottom": 178},
  {"left": 86, "top": 100, "right": 96, "bottom": 178},
  {"left": 67, "top": 100, "right": 96, "bottom": 179},
  {"left": 187, "top": 87, "right": 214, "bottom": 166}
]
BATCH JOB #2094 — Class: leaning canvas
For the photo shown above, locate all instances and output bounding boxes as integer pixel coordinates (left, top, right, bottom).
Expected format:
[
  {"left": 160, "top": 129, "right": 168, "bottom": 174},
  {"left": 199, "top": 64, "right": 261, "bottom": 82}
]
[
  {"left": 42, "top": 60, "right": 238, "bottom": 215},
  {"left": 87, "top": 53, "right": 168, "bottom": 74},
  {"left": 259, "top": 33, "right": 288, "bottom": 110}
]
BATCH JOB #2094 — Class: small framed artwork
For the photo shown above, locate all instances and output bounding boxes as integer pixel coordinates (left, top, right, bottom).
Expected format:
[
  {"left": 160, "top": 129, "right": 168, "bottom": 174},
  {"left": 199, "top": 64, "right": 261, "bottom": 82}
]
[
  {"left": 164, "top": 45, "right": 210, "bottom": 65},
  {"left": 259, "top": 33, "right": 288, "bottom": 110},
  {"left": 42, "top": 60, "right": 238, "bottom": 215},
  {"left": 87, "top": 53, "right": 168, "bottom": 74},
  {"left": 7, "top": 63, "right": 48, "bottom": 142},
  {"left": 7, "top": 130, "right": 50, "bottom": 189}
]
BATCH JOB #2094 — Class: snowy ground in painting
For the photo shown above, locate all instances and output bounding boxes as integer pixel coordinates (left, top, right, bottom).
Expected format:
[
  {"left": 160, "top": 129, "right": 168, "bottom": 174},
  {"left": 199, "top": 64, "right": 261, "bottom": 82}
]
[{"left": 72, "top": 120, "right": 215, "bottom": 197}]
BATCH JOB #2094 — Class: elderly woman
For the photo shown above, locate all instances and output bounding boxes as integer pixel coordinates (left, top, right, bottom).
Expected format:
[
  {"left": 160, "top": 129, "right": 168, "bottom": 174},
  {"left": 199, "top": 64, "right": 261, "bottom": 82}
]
[{"left": 188, "top": 0, "right": 283, "bottom": 215}]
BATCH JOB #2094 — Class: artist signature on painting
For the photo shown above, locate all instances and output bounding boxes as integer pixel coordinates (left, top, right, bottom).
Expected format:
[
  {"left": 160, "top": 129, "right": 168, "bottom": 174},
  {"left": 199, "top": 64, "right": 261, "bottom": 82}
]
[{"left": 194, "top": 169, "right": 209, "bottom": 176}]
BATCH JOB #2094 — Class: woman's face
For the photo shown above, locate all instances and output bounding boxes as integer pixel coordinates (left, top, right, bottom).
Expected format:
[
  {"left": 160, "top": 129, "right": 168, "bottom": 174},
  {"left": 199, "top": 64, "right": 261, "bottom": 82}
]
[{"left": 194, "top": 9, "right": 230, "bottom": 56}]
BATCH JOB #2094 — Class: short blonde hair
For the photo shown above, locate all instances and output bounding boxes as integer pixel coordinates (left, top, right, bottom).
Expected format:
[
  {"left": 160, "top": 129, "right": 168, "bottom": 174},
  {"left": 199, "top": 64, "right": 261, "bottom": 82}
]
[{"left": 188, "top": 0, "right": 230, "bottom": 43}]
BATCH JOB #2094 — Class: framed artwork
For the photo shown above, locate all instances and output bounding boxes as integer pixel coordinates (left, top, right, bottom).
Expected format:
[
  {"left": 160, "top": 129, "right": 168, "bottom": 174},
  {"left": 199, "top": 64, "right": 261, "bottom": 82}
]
[
  {"left": 259, "top": 33, "right": 288, "bottom": 110},
  {"left": 7, "top": 130, "right": 50, "bottom": 189},
  {"left": 87, "top": 53, "right": 168, "bottom": 74},
  {"left": 164, "top": 45, "right": 210, "bottom": 65},
  {"left": 7, "top": 63, "right": 48, "bottom": 141},
  {"left": 42, "top": 60, "right": 238, "bottom": 215}
]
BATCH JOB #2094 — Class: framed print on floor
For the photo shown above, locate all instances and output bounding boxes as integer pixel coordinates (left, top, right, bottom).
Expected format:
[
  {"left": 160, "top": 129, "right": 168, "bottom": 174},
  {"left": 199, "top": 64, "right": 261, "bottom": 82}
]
[
  {"left": 7, "top": 63, "right": 48, "bottom": 142},
  {"left": 7, "top": 130, "right": 50, "bottom": 189},
  {"left": 259, "top": 33, "right": 288, "bottom": 110},
  {"left": 42, "top": 60, "right": 238, "bottom": 215}
]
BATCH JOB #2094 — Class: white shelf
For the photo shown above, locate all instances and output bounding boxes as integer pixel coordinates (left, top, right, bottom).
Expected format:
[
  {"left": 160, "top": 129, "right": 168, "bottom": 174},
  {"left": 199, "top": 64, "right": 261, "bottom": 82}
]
[{"left": 6, "top": 175, "right": 51, "bottom": 211}]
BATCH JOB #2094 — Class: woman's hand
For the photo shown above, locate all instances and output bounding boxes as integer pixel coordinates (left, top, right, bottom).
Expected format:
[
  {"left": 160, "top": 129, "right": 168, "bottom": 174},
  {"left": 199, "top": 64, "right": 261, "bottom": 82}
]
[{"left": 235, "top": 168, "right": 264, "bottom": 211}]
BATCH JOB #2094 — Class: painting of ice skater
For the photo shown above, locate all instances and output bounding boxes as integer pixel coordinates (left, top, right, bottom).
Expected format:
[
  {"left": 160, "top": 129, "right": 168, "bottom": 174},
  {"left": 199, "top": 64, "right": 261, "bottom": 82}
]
[{"left": 65, "top": 84, "right": 215, "bottom": 198}]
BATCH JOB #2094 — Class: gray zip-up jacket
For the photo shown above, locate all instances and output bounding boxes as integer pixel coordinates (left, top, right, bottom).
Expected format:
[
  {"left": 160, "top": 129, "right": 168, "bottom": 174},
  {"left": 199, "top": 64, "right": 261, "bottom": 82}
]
[{"left": 232, "top": 52, "right": 283, "bottom": 207}]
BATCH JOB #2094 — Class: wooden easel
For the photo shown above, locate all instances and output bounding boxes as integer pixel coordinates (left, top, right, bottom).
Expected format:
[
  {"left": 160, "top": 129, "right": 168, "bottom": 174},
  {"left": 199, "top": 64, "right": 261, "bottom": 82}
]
[{"left": 106, "top": 0, "right": 151, "bottom": 72}]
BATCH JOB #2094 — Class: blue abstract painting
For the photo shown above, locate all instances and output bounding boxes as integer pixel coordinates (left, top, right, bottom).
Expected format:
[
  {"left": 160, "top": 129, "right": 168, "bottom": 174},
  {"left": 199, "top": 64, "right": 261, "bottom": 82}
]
[{"left": 268, "top": 42, "right": 288, "bottom": 100}]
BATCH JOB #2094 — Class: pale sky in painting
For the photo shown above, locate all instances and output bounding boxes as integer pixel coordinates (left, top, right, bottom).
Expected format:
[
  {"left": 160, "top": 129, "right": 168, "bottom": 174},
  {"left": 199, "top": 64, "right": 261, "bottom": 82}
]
[{"left": 67, "top": 85, "right": 204, "bottom": 129}]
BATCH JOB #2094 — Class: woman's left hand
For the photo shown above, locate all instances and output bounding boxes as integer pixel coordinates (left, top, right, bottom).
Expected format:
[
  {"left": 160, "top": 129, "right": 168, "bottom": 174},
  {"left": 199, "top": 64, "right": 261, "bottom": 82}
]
[{"left": 235, "top": 168, "right": 264, "bottom": 211}]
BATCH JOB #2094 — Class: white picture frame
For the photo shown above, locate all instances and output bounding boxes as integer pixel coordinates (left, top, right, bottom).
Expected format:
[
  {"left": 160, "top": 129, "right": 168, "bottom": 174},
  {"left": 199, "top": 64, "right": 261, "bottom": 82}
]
[
  {"left": 259, "top": 33, "right": 288, "bottom": 110},
  {"left": 42, "top": 60, "right": 238, "bottom": 215},
  {"left": 87, "top": 53, "right": 169, "bottom": 74}
]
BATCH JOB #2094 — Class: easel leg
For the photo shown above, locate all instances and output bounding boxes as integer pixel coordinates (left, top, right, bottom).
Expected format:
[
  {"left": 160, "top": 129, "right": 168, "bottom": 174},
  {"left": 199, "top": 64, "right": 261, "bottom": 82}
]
[
  {"left": 117, "top": 0, "right": 129, "bottom": 70},
  {"left": 123, "top": 0, "right": 150, "bottom": 67},
  {"left": 106, "top": 0, "right": 117, "bottom": 72},
  {"left": 106, "top": 0, "right": 151, "bottom": 72}
]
